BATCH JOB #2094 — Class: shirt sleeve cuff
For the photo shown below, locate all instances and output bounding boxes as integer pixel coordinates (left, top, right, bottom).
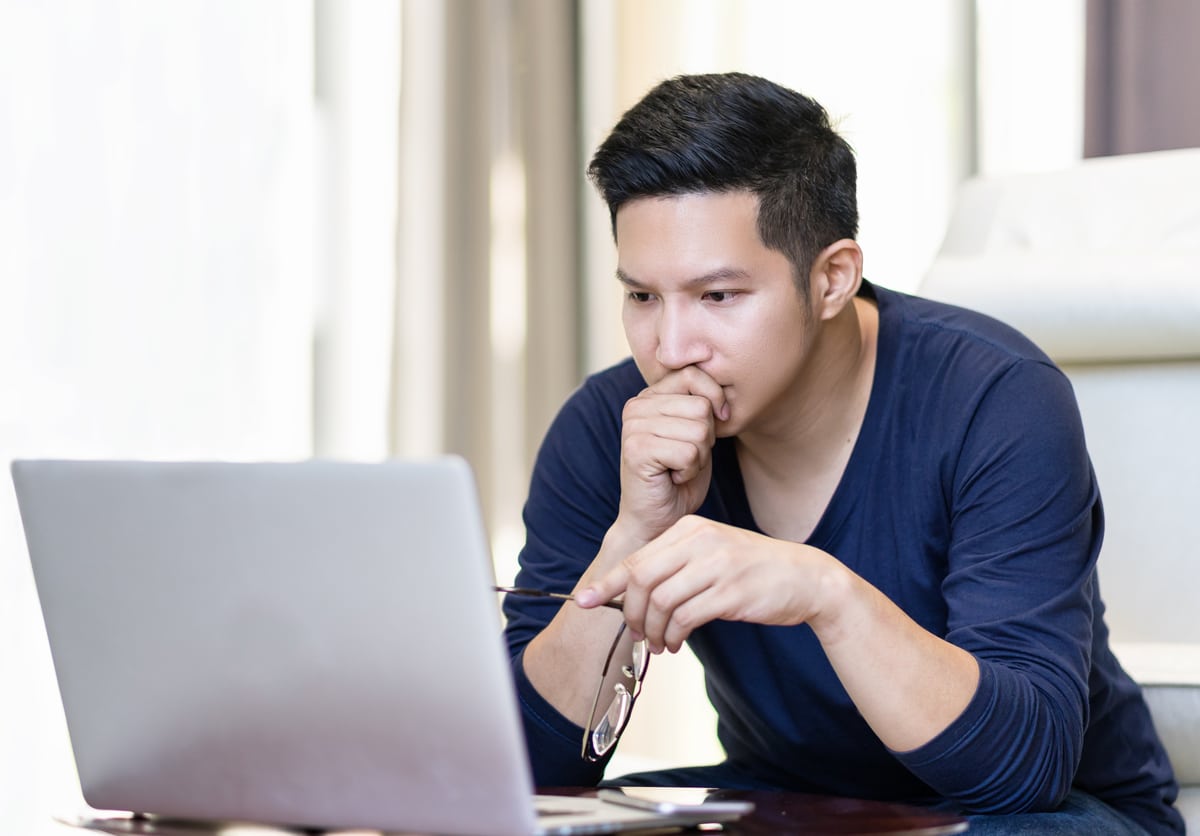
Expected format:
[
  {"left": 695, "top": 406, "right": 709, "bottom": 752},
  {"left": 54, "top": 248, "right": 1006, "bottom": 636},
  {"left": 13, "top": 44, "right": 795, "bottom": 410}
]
[
  {"left": 511, "top": 647, "right": 609, "bottom": 787},
  {"left": 892, "top": 660, "right": 1075, "bottom": 813}
]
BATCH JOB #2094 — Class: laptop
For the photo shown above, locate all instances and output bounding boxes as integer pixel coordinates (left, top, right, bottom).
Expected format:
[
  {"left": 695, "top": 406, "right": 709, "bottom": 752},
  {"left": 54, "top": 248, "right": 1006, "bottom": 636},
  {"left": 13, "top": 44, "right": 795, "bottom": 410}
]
[{"left": 12, "top": 458, "right": 751, "bottom": 836}]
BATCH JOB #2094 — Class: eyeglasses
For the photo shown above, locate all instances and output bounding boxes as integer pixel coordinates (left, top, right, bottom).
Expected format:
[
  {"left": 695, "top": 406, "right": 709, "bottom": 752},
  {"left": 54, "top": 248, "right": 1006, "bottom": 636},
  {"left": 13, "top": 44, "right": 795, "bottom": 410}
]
[{"left": 494, "top": 586, "right": 649, "bottom": 762}]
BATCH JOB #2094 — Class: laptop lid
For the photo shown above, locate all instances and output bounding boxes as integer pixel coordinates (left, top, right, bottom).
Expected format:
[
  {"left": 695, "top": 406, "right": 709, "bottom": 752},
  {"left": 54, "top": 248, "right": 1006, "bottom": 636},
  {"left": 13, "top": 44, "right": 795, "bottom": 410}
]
[{"left": 13, "top": 457, "right": 546, "bottom": 836}]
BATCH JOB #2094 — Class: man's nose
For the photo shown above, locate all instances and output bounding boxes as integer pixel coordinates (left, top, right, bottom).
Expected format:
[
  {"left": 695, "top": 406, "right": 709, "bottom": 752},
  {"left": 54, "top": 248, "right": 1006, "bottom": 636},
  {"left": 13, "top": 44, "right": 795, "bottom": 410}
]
[{"left": 655, "top": 303, "right": 709, "bottom": 370}]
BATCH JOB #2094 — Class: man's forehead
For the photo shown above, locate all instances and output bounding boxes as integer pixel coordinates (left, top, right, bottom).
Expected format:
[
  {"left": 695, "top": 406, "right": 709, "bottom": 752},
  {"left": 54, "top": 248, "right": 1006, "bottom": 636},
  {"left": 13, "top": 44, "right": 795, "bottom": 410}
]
[{"left": 614, "top": 192, "right": 761, "bottom": 241}]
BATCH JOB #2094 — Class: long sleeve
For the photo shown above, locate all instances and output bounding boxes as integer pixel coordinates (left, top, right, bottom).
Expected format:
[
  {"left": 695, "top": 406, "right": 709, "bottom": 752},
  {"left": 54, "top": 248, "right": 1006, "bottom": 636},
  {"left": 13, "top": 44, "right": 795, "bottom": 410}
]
[
  {"left": 894, "top": 358, "right": 1098, "bottom": 810},
  {"left": 501, "top": 360, "right": 642, "bottom": 786}
]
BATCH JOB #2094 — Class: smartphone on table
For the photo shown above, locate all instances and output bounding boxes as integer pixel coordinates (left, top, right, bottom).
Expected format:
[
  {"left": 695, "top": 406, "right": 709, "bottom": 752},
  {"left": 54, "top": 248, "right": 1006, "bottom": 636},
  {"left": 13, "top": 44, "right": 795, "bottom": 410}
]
[{"left": 597, "top": 787, "right": 755, "bottom": 816}]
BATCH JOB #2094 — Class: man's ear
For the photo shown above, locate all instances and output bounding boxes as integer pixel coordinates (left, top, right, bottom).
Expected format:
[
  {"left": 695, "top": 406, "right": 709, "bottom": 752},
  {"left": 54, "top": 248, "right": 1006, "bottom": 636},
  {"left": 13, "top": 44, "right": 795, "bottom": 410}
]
[{"left": 807, "top": 239, "right": 864, "bottom": 321}]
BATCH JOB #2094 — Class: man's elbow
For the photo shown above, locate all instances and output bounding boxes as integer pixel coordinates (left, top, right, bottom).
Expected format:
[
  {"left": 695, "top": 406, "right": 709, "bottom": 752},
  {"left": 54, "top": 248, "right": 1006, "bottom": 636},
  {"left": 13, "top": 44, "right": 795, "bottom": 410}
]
[{"left": 957, "top": 716, "right": 1081, "bottom": 815}]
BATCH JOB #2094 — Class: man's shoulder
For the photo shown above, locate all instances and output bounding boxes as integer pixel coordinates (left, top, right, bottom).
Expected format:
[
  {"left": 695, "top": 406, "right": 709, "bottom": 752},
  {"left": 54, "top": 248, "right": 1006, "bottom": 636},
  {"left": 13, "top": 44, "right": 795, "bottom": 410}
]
[
  {"left": 874, "top": 282, "right": 1053, "bottom": 368},
  {"left": 869, "top": 283, "right": 1080, "bottom": 441}
]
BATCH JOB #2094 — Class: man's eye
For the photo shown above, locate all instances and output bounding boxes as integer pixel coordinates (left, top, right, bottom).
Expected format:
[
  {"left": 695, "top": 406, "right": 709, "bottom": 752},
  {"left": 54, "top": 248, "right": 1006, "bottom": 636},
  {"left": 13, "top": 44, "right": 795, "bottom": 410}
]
[
  {"left": 627, "top": 291, "right": 653, "bottom": 303},
  {"left": 705, "top": 291, "right": 736, "bottom": 303}
]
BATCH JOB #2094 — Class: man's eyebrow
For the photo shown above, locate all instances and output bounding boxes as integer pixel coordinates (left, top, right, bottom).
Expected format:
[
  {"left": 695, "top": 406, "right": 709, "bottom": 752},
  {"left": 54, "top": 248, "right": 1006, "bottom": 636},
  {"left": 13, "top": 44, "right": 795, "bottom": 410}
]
[{"left": 615, "top": 267, "right": 752, "bottom": 289}]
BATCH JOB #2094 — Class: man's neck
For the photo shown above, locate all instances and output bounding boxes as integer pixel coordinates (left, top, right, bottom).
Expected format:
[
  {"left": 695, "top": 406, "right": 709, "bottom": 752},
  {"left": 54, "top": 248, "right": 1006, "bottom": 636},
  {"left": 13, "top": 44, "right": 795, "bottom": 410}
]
[{"left": 736, "top": 295, "right": 879, "bottom": 487}]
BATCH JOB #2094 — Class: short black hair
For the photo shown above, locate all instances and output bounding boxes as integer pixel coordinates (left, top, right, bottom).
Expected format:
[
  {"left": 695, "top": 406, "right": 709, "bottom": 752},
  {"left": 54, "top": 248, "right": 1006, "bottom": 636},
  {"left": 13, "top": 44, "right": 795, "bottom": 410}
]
[{"left": 587, "top": 72, "right": 858, "bottom": 294}]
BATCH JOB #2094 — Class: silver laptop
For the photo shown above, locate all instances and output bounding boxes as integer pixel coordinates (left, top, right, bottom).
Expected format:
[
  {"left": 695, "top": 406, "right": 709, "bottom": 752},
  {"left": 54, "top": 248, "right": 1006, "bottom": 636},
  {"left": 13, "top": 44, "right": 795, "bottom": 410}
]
[{"left": 12, "top": 458, "right": 750, "bottom": 836}]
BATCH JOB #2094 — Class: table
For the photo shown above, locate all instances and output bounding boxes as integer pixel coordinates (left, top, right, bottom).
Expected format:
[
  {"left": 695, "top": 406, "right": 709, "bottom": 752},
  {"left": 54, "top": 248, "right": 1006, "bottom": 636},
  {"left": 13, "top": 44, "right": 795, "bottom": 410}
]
[
  {"left": 547, "top": 788, "right": 969, "bottom": 835},
  {"left": 50, "top": 789, "right": 968, "bottom": 836}
]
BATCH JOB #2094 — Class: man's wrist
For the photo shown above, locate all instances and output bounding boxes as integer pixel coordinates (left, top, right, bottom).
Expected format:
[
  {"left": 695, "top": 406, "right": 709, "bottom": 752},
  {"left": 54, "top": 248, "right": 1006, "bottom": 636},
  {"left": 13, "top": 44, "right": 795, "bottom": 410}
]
[
  {"left": 601, "top": 515, "right": 657, "bottom": 557},
  {"left": 805, "top": 554, "right": 863, "bottom": 644}
]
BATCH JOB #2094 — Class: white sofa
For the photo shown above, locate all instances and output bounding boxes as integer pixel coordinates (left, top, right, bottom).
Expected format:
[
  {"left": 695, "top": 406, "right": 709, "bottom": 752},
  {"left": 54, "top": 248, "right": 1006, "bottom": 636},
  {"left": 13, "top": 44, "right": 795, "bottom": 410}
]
[{"left": 920, "top": 147, "right": 1200, "bottom": 829}]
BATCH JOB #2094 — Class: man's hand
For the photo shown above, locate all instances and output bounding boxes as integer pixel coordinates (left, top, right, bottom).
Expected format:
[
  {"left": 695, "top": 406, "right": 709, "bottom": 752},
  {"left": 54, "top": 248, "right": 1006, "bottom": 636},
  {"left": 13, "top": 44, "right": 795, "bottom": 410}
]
[
  {"left": 576, "top": 513, "right": 981, "bottom": 754},
  {"left": 577, "top": 515, "right": 830, "bottom": 653},
  {"left": 616, "top": 366, "right": 729, "bottom": 546}
]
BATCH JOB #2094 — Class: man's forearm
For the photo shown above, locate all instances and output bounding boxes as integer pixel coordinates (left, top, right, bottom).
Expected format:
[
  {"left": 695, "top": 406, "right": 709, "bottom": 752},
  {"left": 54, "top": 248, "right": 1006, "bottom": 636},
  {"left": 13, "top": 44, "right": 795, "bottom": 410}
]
[
  {"left": 520, "top": 522, "right": 647, "bottom": 726},
  {"left": 811, "top": 563, "right": 980, "bottom": 753}
]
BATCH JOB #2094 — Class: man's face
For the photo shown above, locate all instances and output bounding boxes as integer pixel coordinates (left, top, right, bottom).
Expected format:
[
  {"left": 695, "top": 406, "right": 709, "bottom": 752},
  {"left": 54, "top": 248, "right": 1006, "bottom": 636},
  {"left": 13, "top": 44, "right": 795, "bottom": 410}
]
[{"left": 615, "top": 190, "right": 818, "bottom": 437}]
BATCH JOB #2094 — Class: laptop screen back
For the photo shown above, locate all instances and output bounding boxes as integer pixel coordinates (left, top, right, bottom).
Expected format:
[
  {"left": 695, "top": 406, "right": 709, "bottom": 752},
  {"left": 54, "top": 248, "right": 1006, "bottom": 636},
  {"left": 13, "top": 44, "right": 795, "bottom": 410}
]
[{"left": 13, "top": 458, "right": 539, "bottom": 836}]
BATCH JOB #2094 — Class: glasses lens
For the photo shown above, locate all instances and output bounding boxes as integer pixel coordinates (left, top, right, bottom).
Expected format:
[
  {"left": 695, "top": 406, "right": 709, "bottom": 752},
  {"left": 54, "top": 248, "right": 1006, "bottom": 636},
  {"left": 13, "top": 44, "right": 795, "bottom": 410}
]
[
  {"left": 497, "top": 585, "right": 649, "bottom": 761},
  {"left": 589, "top": 682, "right": 632, "bottom": 757},
  {"left": 628, "top": 638, "right": 649, "bottom": 682},
  {"left": 583, "top": 625, "right": 648, "bottom": 761}
]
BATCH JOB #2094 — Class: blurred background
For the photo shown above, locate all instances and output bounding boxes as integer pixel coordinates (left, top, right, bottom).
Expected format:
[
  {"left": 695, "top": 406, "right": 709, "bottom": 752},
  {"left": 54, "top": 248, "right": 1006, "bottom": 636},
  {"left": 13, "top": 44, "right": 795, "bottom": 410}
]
[{"left": 3, "top": 0, "right": 1195, "bottom": 827}]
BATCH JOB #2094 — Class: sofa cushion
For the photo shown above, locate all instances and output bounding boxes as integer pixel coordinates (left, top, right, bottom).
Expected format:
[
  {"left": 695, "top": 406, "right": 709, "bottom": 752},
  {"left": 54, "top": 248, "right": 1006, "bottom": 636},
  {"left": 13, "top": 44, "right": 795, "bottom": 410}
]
[
  {"left": 932, "top": 148, "right": 1200, "bottom": 260},
  {"left": 920, "top": 253, "right": 1200, "bottom": 364},
  {"left": 1175, "top": 787, "right": 1200, "bottom": 831},
  {"left": 921, "top": 147, "right": 1200, "bottom": 366}
]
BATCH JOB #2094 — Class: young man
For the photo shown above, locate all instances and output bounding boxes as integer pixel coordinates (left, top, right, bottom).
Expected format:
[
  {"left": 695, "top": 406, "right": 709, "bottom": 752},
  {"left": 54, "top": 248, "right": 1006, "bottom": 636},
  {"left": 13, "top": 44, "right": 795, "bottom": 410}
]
[{"left": 501, "top": 73, "right": 1182, "bottom": 834}]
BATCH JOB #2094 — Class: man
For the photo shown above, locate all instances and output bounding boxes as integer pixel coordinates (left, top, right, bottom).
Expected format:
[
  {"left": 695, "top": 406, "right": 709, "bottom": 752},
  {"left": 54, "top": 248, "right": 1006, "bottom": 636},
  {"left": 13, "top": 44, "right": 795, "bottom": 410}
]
[{"left": 501, "top": 73, "right": 1182, "bottom": 834}]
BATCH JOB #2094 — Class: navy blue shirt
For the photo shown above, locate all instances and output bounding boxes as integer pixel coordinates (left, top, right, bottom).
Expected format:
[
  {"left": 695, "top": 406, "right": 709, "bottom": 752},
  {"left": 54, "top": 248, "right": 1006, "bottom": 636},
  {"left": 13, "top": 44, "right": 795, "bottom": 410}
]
[{"left": 503, "top": 282, "right": 1182, "bottom": 834}]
